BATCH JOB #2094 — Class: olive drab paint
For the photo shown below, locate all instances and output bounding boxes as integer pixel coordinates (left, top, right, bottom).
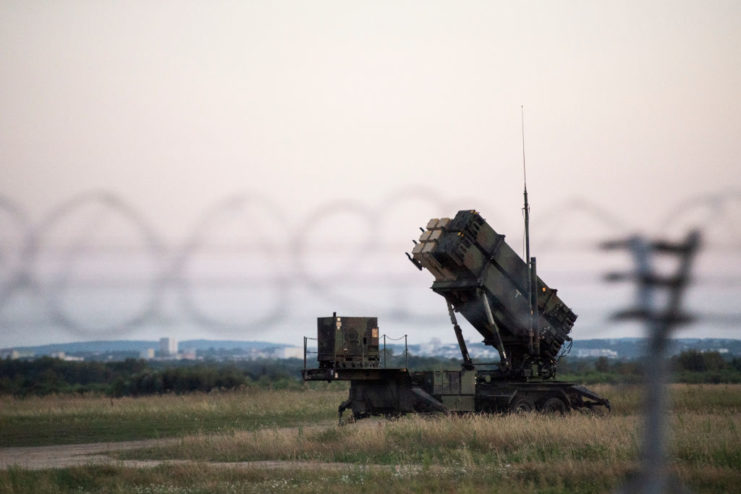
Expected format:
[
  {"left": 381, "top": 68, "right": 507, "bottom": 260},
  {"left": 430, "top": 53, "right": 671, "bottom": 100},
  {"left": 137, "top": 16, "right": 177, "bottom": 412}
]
[
  {"left": 317, "top": 315, "right": 379, "bottom": 369},
  {"left": 303, "top": 210, "right": 610, "bottom": 422}
]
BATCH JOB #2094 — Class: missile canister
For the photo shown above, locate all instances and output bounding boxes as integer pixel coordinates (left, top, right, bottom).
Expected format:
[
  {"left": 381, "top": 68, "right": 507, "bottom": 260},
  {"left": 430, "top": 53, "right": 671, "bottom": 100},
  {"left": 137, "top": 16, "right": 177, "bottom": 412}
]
[{"left": 412, "top": 210, "right": 576, "bottom": 375}]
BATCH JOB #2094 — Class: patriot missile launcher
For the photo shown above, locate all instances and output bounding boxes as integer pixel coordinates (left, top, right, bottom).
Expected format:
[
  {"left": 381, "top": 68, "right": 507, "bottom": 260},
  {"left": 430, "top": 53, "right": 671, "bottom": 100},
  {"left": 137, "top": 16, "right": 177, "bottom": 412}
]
[{"left": 303, "top": 210, "right": 610, "bottom": 421}]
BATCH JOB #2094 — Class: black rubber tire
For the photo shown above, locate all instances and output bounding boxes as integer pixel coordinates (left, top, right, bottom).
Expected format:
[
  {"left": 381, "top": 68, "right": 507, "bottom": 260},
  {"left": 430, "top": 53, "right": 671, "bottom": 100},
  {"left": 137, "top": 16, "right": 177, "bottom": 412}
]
[
  {"left": 541, "top": 397, "right": 568, "bottom": 415},
  {"left": 510, "top": 396, "right": 535, "bottom": 413}
]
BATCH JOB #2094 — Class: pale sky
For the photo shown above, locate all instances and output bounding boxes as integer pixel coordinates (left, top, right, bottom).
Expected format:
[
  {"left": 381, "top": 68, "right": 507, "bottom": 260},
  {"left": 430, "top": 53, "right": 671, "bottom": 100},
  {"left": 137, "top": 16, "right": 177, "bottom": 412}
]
[{"left": 1, "top": 1, "right": 740, "bottom": 347}]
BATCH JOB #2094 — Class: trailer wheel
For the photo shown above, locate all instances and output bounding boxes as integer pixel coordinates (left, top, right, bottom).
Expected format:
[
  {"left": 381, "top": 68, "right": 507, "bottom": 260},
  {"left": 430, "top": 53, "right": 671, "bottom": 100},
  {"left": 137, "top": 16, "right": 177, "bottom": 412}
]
[
  {"left": 541, "top": 397, "right": 568, "bottom": 415},
  {"left": 510, "top": 396, "right": 534, "bottom": 413}
]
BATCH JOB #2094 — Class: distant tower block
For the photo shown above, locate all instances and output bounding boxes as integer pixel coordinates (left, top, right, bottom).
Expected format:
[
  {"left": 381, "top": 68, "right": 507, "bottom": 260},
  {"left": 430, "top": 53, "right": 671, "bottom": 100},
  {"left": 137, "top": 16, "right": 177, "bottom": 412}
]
[{"left": 159, "top": 337, "right": 178, "bottom": 356}]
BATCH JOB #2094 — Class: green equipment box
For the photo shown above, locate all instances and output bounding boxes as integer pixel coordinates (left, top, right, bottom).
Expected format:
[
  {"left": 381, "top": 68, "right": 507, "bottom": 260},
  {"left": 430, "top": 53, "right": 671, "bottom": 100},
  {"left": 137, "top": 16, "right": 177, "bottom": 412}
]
[{"left": 317, "top": 314, "right": 379, "bottom": 369}]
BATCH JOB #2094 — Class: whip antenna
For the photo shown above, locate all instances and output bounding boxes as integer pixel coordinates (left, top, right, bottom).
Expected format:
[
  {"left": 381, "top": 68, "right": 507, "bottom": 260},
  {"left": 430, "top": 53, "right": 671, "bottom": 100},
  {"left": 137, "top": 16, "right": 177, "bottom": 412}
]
[
  {"left": 521, "top": 106, "right": 538, "bottom": 357},
  {"left": 522, "top": 105, "right": 530, "bottom": 265},
  {"left": 522, "top": 105, "right": 528, "bottom": 197}
]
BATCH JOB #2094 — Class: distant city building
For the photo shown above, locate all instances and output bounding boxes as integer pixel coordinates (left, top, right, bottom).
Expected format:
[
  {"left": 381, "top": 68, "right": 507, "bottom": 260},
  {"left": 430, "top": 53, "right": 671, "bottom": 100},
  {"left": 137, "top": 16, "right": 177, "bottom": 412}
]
[
  {"left": 180, "top": 349, "right": 197, "bottom": 360},
  {"left": 139, "top": 348, "right": 155, "bottom": 359},
  {"left": 159, "top": 337, "right": 178, "bottom": 357},
  {"left": 575, "top": 349, "right": 619, "bottom": 359},
  {"left": 0, "top": 349, "right": 20, "bottom": 360},
  {"left": 276, "top": 347, "right": 303, "bottom": 359},
  {"left": 50, "top": 351, "right": 84, "bottom": 362}
]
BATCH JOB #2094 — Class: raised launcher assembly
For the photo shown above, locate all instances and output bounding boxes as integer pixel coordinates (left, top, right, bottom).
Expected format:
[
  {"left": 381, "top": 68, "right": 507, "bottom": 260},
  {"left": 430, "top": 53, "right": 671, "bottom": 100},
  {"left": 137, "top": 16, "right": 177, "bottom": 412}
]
[
  {"left": 303, "top": 210, "right": 610, "bottom": 421},
  {"left": 409, "top": 210, "right": 574, "bottom": 379}
]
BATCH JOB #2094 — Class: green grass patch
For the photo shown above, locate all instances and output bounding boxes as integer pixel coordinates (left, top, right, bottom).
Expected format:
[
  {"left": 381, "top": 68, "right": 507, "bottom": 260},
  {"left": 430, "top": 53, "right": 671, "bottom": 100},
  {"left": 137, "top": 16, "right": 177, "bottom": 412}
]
[{"left": 0, "top": 389, "right": 343, "bottom": 447}]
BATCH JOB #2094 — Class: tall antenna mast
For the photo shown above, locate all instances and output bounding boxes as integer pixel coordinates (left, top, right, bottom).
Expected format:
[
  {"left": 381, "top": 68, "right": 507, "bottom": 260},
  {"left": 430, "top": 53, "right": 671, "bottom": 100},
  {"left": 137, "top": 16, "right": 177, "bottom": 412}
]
[
  {"left": 522, "top": 105, "right": 530, "bottom": 264},
  {"left": 521, "top": 105, "right": 537, "bottom": 358}
]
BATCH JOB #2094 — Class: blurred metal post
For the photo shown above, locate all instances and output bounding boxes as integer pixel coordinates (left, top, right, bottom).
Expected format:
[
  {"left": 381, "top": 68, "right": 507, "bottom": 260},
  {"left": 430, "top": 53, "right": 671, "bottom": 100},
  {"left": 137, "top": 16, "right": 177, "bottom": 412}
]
[
  {"left": 404, "top": 334, "right": 408, "bottom": 369},
  {"left": 383, "top": 334, "right": 387, "bottom": 368},
  {"left": 605, "top": 231, "right": 700, "bottom": 494},
  {"left": 630, "top": 236, "right": 669, "bottom": 494}
]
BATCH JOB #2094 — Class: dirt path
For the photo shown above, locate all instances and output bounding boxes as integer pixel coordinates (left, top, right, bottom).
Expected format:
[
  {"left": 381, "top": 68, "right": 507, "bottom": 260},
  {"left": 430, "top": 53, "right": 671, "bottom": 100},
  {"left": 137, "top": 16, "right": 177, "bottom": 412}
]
[
  {"left": 0, "top": 438, "right": 182, "bottom": 470},
  {"left": 0, "top": 438, "right": 413, "bottom": 472},
  {"left": 0, "top": 420, "right": 405, "bottom": 472}
]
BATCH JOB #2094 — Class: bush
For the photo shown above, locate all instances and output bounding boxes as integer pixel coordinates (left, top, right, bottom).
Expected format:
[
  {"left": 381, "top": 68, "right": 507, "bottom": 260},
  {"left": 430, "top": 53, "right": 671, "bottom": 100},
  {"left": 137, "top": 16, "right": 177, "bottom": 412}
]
[{"left": 672, "top": 350, "right": 729, "bottom": 373}]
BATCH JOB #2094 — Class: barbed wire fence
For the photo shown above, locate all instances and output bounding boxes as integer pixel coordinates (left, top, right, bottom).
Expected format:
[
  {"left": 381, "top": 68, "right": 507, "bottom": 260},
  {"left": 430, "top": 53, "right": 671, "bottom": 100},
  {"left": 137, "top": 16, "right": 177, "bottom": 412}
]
[{"left": 0, "top": 188, "right": 740, "bottom": 340}]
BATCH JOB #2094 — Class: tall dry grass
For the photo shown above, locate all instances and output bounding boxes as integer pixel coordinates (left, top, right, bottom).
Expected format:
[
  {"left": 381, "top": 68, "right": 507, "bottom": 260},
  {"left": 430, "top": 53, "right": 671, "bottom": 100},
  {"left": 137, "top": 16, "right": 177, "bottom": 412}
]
[
  {"left": 121, "top": 410, "right": 738, "bottom": 467},
  {"left": 109, "top": 384, "right": 740, "bottom": 493}
]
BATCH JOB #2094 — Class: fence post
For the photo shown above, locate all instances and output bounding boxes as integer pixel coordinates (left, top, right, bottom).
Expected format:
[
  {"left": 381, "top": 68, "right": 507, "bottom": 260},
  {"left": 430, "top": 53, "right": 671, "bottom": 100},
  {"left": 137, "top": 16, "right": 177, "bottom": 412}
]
[
  {"left": 383, "top": 334, "right": 386, "bottom": 368},
  {"left": 605, "top": 231, "right": 700, "bottom": 494},
  {"left": 404, "top": 334, "right": 408, "bottom": 369}
]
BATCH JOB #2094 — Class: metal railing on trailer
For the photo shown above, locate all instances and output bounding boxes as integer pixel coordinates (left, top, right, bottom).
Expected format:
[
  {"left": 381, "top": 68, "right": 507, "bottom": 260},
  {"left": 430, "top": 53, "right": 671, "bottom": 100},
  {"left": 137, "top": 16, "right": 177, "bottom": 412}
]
[{"left": 302, "top": 333, "right": 409, "bottom": 372}]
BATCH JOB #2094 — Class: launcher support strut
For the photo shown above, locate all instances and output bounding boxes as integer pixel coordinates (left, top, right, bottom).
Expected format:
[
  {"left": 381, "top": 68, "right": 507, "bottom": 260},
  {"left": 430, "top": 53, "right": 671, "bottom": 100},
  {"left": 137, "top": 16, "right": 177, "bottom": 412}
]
[
  {"left": 481, "top": 292, "right": 510, "bottom": 370},
  {"left": 447, "top": 300, "right": 474, "bottom": 370}
]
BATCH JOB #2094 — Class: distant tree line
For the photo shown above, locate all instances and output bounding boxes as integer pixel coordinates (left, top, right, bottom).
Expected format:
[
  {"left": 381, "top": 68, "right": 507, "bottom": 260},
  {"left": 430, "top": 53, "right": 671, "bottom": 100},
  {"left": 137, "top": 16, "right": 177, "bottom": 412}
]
[
  {"left": 669, "top": 350, "right": 741, "bottom": 383},
  {"left": 0, "top": 357, "right": 308, "bottom": 397},
  {"left": 557, "top": 350, "right": 741, "bottom": 384},
  {"left": 1, "top": 350, "right": 739, "bottom": 397}
]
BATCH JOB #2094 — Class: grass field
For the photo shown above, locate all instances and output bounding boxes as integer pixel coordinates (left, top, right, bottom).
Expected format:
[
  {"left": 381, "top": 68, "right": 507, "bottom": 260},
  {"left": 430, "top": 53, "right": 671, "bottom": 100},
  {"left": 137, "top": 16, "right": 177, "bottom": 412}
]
[
  {"left": 0, "top": 388, "right": 340, "bottom": 447},
  {"left": 1, "top": 384, "right": 739, "bottom": 493}
]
